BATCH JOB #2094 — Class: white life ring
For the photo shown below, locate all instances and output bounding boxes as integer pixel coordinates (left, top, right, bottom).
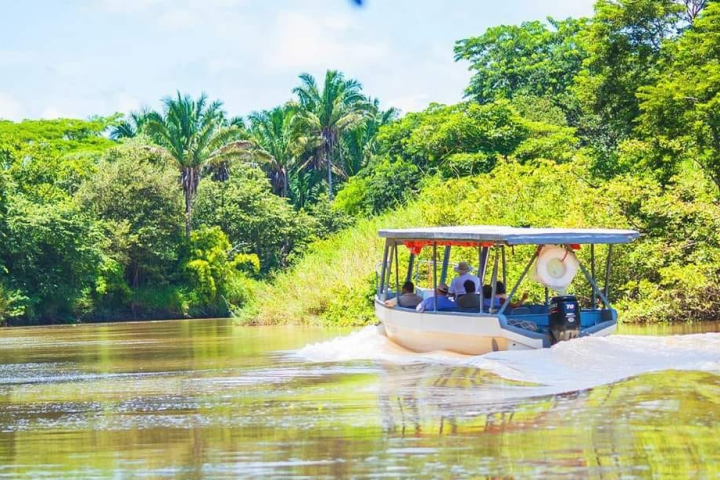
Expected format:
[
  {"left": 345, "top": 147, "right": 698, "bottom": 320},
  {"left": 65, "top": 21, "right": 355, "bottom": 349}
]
[{"left": 534, "top": 245, "right": 579, "bottom": 292}]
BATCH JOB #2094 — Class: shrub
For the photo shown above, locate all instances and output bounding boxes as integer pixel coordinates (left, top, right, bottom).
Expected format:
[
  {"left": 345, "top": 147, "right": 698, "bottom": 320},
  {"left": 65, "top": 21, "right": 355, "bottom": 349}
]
[{"left": 183, "top": 226, "right": 258, "bottom": 316}]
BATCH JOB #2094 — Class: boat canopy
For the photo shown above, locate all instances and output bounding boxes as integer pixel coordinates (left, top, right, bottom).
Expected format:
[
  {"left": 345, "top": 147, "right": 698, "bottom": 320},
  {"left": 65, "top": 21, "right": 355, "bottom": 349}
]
[{"left": 379, "top": 226, "right": 639, "bottom": 246}]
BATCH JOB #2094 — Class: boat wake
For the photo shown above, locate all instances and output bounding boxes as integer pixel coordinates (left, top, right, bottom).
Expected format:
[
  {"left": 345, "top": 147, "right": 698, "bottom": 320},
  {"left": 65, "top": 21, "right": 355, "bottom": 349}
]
[{"left": 296, "top": 326, "right": 720, "bottom": 393}]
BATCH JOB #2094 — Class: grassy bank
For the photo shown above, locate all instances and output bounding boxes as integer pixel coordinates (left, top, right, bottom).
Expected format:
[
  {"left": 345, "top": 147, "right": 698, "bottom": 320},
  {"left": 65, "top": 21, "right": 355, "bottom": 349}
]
[
  {"left": 242, "top": 160, "right": 720, "bottom": 325},
  {"left": 239, "top": 208, "right": 425, "bottom": 326}
]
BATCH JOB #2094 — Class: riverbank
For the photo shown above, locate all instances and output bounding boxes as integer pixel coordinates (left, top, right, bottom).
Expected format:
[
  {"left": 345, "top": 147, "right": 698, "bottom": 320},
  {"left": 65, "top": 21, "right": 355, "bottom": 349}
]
[{"left": 242, "top": 160, "right": 720, "bottom": 326}]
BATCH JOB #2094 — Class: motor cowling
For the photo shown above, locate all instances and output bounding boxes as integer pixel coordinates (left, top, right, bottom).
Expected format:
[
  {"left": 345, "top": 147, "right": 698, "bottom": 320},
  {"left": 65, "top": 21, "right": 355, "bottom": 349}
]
[{"left": 548, "top": 295, "right": 580, "bottom": 344}]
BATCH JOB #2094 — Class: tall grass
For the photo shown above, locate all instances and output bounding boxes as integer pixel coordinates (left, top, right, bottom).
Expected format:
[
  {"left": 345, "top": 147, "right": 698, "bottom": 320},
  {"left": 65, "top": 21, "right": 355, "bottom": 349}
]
[{"left": 240, "top": 208, "right": 425, "bottom": 326}]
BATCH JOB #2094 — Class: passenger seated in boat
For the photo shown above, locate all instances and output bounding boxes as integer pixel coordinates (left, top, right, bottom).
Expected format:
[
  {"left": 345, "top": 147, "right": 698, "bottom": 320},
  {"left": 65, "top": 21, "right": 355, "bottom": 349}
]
[
  {"left": 384, "top": 281, "right": 424, "bottom": 308},
  {"left": 495, "top": 281, "right": 529, "bottom": 309},
  {"left": 482, "top": 285, "right": 502, "bottom": 311},
  {"left": 448, "top": 262, "right": 480, "bottom": 298},
  {"left": 416, "top": 283, "right": 455, "bottom": 312},
  {"left": 456, "top": 280, "right": 481, "bottom": 309}
]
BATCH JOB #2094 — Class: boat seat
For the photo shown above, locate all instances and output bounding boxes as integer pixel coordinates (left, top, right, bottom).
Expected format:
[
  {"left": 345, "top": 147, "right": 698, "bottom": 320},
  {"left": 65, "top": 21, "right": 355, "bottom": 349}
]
[{"left": 456, "top": 307, "right": 484, "bottom": 313}]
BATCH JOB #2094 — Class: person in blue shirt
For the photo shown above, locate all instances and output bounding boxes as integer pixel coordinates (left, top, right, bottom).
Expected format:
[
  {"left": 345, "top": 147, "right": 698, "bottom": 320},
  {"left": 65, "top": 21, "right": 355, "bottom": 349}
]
[
  {"left": 494, "top": 281, "right": 529, "bottom": 309},
  {"left": 482, "top": 284, "right": 503, "bottom": 311},
  {"left": 416, "top": 283, "right": 455, "bottom": 312}
]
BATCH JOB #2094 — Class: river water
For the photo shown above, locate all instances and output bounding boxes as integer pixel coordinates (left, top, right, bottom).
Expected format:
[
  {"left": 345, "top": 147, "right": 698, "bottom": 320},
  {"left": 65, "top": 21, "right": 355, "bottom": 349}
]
[{"left": 0, "top": 319, "right": 719, "bottom": 478}]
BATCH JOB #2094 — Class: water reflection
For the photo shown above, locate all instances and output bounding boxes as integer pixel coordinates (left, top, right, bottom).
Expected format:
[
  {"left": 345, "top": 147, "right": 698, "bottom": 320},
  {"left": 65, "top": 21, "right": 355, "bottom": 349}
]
[{"left": 0, "top": 319, "right": 718, "bottom": 478}]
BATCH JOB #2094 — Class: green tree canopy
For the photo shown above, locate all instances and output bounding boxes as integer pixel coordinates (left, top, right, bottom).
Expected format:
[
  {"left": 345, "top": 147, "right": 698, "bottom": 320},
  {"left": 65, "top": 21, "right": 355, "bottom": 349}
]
[
  {"left": 193, "top": 166, "right": 317, "bottom": 271},
  {"left": 638, "top": 1, "right": 720, "bottom": 190},
  {"left": 375, "top": 101, "right": 529, "bottom": 174},
  {"left": 76, "top": 143, "right": 185, "bottom": 288},
  {"left": 0, "top": 117, "right": 116, "bottom": 202},
  {"left": 1, "top": 197, "right": 104, "bottom": 322},
  {"left": 455, "top": 18, "right": 588, "bottom": 109},
  {"left": 573, "top": 0, "right": 684, "bottom": 147}
]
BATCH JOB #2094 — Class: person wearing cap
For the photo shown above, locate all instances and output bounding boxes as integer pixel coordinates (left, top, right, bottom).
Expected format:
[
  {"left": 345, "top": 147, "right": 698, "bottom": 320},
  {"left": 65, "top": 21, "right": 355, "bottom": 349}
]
[
  {"left": 416, "top": 283, "right": 455, "bottom": 312},
  {"left": 449, "top": 261, "right": 481, "bottom": 298}
]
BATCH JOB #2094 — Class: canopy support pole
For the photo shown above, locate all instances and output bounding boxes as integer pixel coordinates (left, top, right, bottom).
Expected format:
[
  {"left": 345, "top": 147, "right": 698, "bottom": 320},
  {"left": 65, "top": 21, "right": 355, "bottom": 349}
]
[
  {"left": 603, "top": 245, "right": 613, "bottom": 301},
  {"left": 489, "top": 248, "right": 500, "bottom": 313},
  {"left": 385, "top": 242, "right": 394, "bottom": 298},
  {"left": 591, "top": 244, "right": 597, "bottom": 310},
  {"left": 378, "top": 240, "right": 390, "bottom": 299},
  {"left": 405, "top": 253, "right": 415, "bottom": 283},
  {"left": 394, "top": 243, "right": 400, "bottom": 303},
  {"left": 478, "top": 246, "right": 483, "bottom": 314},
  {"left": 433, "top": 242, "right": 438, "bottom": 312},
  {"left": 440, "top": 246, "right": 451, "bottom": 286},
  {"left": 577, "top": 255, "right": 612, "bottom": 309},
  {"left": 499, "top": 249, "right": 538, "bottom": 315},
  {"left": 501, "top": 246, "right": 507, "bottom": 287},
  {"left": 478, "top": 247, "right": 489, "bottom": 284}
]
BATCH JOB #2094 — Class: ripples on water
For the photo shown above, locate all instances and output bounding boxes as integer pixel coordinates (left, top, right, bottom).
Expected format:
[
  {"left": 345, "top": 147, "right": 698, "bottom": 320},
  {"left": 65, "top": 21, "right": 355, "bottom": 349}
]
[{"left": 0, "top": 319, "right": 719, "bottom": 478}]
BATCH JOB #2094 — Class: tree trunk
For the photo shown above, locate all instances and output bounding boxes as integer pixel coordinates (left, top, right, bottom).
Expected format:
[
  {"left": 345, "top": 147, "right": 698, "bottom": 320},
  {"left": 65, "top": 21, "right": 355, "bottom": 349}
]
[
  {"left": 184, "top": 166, "right": 194, "bottom": 238},
  {"left": 327, "top": 151, "right": 333, "bottom": 200},
  {"left": 133, "top": 263, "right": 140, "bottom": 289},
  {"left": 282, "top": 167, "right": 288, "bottom": 198},
  {"left": 325, "top": 133, "right": 334, "bottom": 201}
]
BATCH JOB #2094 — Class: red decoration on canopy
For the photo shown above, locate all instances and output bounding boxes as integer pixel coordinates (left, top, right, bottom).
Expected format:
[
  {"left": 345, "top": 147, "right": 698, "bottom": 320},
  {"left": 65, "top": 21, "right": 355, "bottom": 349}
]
[
  {"left": 403, "top": 241, "right": 425, "bottom": 256},
  {"left": 403, "top": 239, "right": 499, "bottom": 255},
  {"left": 569, "top": 244, "right": 581, "bottom": 250}
]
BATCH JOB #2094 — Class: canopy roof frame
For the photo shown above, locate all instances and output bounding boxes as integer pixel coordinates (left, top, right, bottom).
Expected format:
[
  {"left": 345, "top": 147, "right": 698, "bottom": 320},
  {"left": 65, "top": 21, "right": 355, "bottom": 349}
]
[{"left": 380, "top": 226, "right": 639, "bottom": 246}]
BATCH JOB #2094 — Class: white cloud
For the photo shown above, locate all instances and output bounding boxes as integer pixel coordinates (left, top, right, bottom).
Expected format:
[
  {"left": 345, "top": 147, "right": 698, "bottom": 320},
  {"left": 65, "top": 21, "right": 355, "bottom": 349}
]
[
  {"left": 110, "top": 92, "right": 142, "bottom": 115},
  {"left": 98, "top": 0, "right": 246, "bottom": 10},
  {"left": 268, "top": 11, "right": 387, "bottom": 70},
  {"left": 157, "top": 9, "right": 198, "bottom": 31},
  {"left": 95, "top": 0, "right": 248, "bottom": 33},
  {"left": 0, "top": 93, "right": 25, "bottom": 121},
  {"left": 206, "top": 58, "right": 243, "bottom": 75},
  {"left": 387, "top": 93, "right": 430, "bottom": 114},
  {"left": 40, "top": 107, "right": 67, "bottom": 119},
  {"left": 96, "top": 0, "right": 163, "bottom": 13},
  {"left": 0, "top": 50, "right": 30, "bottom": 68}
]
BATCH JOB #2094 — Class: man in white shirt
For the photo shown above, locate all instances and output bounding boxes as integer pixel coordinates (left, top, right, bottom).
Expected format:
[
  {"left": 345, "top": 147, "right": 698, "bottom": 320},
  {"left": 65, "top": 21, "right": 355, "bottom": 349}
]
[{"left": 448, "top": 261, "right": 480, "bottom": 298}]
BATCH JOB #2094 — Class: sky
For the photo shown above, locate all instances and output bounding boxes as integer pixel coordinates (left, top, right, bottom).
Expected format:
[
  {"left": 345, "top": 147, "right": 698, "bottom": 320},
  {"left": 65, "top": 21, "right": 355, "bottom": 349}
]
[{"left": 0, "top": 0, "right": 596, "bottom": 121}]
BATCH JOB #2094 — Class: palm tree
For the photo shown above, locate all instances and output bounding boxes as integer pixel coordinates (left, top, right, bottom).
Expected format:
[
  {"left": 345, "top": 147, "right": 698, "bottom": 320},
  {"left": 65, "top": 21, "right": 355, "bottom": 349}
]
[
  {"left": 110, "top": 108, "right": 151, "bottom": 140},
  {"left": 145, "top": 92, "right": 251, "bottom": 237},
  {"left": 248, "top": 105, "right": 298, "bottom": 198},
  {"left": 342, "top": 98, "right": 399, "bottom": 176},
  {"left": 292, "top": 70, "right": 370, "bottom": 200}
]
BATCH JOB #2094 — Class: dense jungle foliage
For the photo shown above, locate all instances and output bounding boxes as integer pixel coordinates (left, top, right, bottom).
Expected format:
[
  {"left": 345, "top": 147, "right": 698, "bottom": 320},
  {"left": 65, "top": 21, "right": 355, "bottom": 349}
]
[{"left": 2, "top": 0, "right": 720, "bottom": 325}]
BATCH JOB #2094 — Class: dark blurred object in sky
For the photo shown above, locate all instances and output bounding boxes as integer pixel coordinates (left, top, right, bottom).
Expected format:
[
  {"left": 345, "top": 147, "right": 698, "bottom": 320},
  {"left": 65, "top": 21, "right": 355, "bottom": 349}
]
[{"left": 350, "top": 0, "right": 364, "bottom": 6}]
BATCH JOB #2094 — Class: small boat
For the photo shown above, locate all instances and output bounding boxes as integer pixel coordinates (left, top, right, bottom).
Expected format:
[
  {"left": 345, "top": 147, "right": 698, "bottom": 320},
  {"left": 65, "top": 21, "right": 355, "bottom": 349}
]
[{"left": 375, "top": 226, "right": 639, "bottom": 355}]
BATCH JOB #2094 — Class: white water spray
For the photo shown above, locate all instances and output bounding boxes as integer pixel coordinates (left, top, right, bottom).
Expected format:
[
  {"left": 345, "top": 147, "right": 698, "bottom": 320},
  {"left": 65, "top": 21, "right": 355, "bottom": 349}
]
[{"left": 296, "top": 326, "right": 720, "bottom": 392}]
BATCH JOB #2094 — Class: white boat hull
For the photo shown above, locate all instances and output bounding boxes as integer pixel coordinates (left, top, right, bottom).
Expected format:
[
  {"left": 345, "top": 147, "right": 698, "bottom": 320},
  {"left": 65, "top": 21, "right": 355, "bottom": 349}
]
[{"left": 375, "top": 301, "right": 616, "bottom": 355}]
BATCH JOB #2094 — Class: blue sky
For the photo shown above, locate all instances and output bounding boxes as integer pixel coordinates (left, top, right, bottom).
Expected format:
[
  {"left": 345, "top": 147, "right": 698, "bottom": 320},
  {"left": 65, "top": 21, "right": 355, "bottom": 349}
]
[{"left": 0, "top": 0, "right": 595, "bottom": 121}]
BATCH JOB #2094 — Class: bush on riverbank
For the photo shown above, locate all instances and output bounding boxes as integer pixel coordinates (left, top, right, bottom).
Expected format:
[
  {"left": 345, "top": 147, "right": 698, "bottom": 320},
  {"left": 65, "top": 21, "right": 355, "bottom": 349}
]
[{"left": 241, "top": 209, "right": 424, "bottom": 326}]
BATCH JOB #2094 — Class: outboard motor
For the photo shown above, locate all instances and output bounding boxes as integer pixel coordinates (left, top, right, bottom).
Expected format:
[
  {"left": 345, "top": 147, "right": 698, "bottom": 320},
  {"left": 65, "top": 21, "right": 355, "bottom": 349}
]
[{"left": 548, "top": 295, "right": 580, "bottom": 344}]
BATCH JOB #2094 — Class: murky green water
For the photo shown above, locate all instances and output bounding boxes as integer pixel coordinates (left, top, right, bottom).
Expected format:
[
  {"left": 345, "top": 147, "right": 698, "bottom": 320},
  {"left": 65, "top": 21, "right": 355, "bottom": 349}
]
[{"left": 0, "top": 319, "right": 719, "bottom": 478}]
